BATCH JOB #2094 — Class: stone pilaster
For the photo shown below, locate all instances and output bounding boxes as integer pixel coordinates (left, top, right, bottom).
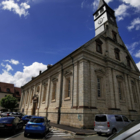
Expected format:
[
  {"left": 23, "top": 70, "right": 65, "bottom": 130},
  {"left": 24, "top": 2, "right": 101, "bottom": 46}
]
[
  {"left": 108, "top": 68, "right": 115, "bottom": 108},
  {"left": 124, "top": 73, "right": 132, "bottom": 110}
]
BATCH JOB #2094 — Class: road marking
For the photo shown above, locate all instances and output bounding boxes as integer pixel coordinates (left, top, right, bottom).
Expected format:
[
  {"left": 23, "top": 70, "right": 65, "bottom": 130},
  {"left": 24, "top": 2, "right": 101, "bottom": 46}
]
[
  {"left": 4, "top": 132, "right": 23, "bottom": 140},
  {"left": 45, "top": 129, "right": 72, "bottom": 138}
]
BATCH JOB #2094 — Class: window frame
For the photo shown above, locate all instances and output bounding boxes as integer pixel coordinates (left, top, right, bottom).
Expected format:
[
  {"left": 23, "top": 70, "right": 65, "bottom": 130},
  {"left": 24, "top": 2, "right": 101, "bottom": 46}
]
[
  {"left": 52, "top": 82, "right": 57, "bottom": 101},
  {"left": 112, "top": 31, "right": 117, "bottom": 42},
  {"left": 114, "top": 48, "right": 120, "bottom": 61},
  {"left": 126, "top": 56, "right": 131, "bottom": 67},
  {"left": 96, "top": 39, "right": 103, "bottom": 54},
  {"left": 43, "top": 84, "right": 48, "bottom": 102}
]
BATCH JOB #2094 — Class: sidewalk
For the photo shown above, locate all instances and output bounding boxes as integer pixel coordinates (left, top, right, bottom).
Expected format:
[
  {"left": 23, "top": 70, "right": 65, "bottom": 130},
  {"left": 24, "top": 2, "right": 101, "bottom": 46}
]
[{"left": 50, "top": 122, "right": 96, "bottom": 135}]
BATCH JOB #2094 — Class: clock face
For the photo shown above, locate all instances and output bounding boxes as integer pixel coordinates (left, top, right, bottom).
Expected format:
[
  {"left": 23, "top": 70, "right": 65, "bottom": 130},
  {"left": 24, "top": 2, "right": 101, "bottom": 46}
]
[{"left": 98, "top": 17, "right": 104, "bottom": 24}]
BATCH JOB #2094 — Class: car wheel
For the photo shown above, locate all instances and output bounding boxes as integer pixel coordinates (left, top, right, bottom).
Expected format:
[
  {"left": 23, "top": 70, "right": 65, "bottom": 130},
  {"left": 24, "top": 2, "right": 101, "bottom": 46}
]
[
  {"left": 12, "top": 129, "right": 16, "bottom": 135},
  {"left": 112, "top": 129, "right": 117, "bottom": 134},
  {"left": 24, "top": 132, "right": 27, "bottom": 137},
  {"left": 97, "top": 132, "right": 102, "bottom": 136}
]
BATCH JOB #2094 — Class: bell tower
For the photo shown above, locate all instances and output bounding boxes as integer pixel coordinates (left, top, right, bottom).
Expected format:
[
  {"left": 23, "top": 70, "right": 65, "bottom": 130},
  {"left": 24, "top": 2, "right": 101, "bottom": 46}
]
[{"left": 93, "top": 0, "right": 117, "bottom": 36}]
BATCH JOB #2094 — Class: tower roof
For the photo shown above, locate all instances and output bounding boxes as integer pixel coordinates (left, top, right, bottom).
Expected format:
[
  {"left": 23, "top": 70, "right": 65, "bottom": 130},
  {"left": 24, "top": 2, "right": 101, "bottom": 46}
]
[{"left": 97, "top": 0, "right": 106, "bottom": 10}]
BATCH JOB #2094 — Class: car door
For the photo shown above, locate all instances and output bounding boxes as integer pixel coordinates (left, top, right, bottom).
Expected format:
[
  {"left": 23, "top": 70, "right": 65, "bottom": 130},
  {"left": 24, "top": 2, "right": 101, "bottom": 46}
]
[
  {"left": 122, "top": 116, "right": 130, "bottom": 126},
  {"left": 115, "top": 115, "right": 124, "bottom": 131}
]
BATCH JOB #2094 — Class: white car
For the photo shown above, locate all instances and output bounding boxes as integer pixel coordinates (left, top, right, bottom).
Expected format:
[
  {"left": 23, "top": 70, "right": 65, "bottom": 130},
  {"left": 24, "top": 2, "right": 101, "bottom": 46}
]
[{"left": 106, "top": 119, "right": 140, "bottom": 140}]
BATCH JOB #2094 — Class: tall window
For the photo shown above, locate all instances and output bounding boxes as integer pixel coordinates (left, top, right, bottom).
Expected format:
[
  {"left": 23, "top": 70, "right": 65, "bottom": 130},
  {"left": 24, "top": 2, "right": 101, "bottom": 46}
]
[
  {"left": 114, "top": 48, "right": 120, "bottom": 61},
  {"left": 52, "top": 82, "right": 56, "bottom": 100},
  {"left": 112, "top": 31, "right": 117, "bottom": 42},
  {"left": 97, "top": 77, "right": 101, "bottom": 97},
  {"left": 65, "top": 78, "right": 71, "bottom": 98},
  {"left": 43, "top": 85, "right": 47, "bottom": 102},
  {"left": 26, "top": 92, "right": 29, "bottom": 104},
  {"left": 118, "top": 81, "right": 122, "bottom": 100},
  {"left": 126, "top": 56, "right": 131, "bottom": 67},
  {"left": 132, "top": 84, "right": 137, "bottom": 103},
  {"left": 96, "top": 39, "right": 103, "bottom": 54},
  {"left": 95, "top": 12, "right": 99, "bottom": 18}
]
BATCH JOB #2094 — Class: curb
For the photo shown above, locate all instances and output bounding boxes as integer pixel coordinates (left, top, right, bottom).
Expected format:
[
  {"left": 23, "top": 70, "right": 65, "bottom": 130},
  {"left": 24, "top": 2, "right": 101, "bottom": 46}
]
[{"left": 75, "top": 132, "right": 97, "bottom": 135}]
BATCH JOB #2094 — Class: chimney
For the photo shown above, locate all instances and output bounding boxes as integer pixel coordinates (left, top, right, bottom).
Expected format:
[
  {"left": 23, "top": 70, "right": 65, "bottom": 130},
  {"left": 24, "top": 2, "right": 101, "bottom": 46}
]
[
  {"left": 32, "top": 77, "right": 35, "bottom": 80},
  {"left": 39, "top": 71, "right": 42, "bottom": 75},
  {"left": 47, "top": 64, "right": 52, "bottom": 69}
]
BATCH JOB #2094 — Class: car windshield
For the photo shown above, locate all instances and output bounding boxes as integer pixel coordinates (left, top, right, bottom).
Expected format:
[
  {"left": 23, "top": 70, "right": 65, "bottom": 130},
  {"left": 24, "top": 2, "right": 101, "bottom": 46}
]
[
  {"left": 108, "top": 119, "right": 140, "bottom": 139},
  {"left": 30, "top": 118, "right": 44, "bottom": 123},
  {"left": 95, "top": 115, "right": 107, "bottom": 122}
]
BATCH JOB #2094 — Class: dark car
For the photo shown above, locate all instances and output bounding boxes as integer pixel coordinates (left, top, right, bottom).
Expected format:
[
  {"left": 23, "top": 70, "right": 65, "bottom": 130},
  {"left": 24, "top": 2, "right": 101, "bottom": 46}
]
[
  {"left": 0, "top": 117, "right": 24, "bottom": 134},
  {"left": 22, "top": 115, "right": 34, "bottom": 125}
]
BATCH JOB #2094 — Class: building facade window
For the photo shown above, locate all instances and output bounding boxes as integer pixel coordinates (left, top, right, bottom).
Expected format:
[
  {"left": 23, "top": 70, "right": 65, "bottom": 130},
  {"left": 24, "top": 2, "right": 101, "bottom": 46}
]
[
  {"left": 96, "top": 39, "right": 103, "bottom": 54},
  {"left": 114, "top": 48, "right": 120, "bottom": 61},
  {"left": 7, "top": 88, "right": 10, "bottom": 92},
  {"left": 112, "top": 31, "right": 117, "bottom": 42},
  {"left": 95, "top": 12, "right": 99, "bottom": 17},
  {"left": 65, "top": 77, "right": 71, "bottom": 98},
  {"left": 100, "top": 7, "right": 104, "bottom": 13},
  {"left": 97, "top": 77, "right": 101, "bottom": 97},
  {"left": 43, "top": 85, "right": 47, "bottom": 102},
  {"left": 52, "top": 82, "right": 56, "bottom": 100},
  {"left": 126, "top": 56, "right": 131, "bottom": 67},
  {"left": 132, "top": 84, "right": 137, "bottom": 103}
]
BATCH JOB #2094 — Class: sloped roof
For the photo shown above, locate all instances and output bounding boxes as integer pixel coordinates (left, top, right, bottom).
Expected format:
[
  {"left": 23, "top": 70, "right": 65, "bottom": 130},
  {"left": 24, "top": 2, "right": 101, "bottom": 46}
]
[{"left": 97, "top": 0, "right": 106, "bottom": 10}]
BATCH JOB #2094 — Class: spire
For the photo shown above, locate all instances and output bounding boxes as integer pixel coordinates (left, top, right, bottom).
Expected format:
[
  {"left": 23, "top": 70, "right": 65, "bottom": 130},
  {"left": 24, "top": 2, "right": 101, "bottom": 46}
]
[{"left": 97, "top": 0, "right": 106, "bottom": 10}]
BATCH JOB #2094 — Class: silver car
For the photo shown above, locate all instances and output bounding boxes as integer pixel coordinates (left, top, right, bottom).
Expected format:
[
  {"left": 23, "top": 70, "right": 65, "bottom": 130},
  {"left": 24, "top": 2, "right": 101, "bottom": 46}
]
[
  {"left": 106, "top": 119, "right": 140, "bottom": 140},
  {"left": 94, "top": 114, "right": 131, "bottom": 135}
]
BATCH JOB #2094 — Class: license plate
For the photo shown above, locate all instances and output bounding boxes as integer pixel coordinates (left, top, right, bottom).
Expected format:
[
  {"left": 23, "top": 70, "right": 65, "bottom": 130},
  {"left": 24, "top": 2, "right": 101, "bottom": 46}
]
[
  {"left": 0, "top": 125, "right": 4, "bottom": 127},
  {"left": 32, "top": 125, "right": 38, "bottom": 127}
]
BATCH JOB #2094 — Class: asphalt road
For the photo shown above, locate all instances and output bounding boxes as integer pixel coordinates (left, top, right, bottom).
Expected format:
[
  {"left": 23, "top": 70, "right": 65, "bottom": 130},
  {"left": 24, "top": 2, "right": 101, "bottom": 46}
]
[{"left": 0, "top": 128, "right": 109, "bottom": 140}]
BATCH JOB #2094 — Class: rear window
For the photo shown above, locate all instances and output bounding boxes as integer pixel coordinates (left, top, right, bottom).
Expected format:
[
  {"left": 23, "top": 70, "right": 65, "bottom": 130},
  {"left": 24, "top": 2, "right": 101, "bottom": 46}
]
[
  {"left": 0, "top": 118, "right": 13, "bottom": 123},
  {"left": 95, "top": 115, "right": 107, "bottom": 122},
  {"left": 30, "top": 118, "right": 44, "bottom": 123}
]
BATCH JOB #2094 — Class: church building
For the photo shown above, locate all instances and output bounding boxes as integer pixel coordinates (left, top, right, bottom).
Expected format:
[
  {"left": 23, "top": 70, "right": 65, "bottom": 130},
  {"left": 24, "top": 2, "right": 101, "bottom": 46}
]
[{"left": 20, "top": 0, "right": 140, "bottom": 128}]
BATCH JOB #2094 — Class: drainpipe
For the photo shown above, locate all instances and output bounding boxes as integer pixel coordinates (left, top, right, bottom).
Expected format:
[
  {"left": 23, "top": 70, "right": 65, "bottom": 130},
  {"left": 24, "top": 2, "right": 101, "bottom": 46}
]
[
  {"left": 70, "top": 55, "right": 74, "bottom": 108},
  {"left": 57, "top": 63, "right": 63, "bottom": 124}
]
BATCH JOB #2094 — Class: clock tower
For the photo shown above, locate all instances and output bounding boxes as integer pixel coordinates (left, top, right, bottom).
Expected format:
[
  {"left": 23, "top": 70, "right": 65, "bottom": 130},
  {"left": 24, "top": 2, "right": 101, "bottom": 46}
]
[{"left": 93, "top": 0, "right": 117, "bottom": 36}]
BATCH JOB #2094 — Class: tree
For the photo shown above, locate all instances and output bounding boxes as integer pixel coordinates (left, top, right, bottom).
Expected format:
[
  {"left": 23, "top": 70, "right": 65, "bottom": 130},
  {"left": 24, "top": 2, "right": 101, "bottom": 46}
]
[{"left": 0, "top": 95, "right": 18, "bottom": 111}]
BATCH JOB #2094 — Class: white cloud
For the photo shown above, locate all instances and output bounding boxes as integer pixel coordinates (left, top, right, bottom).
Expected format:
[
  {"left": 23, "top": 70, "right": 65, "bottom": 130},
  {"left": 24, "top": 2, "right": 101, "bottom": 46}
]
[
  {"left": 0, "top": 62, "right": 47, "bottom": 87},
  {"left": 5, "top": 59, "right": 19, "bottom": 65},
  {"left": 126, "top": 42, "right": 139, "bottom": 54},
  {"left": 136, "top": 62, "right": 140, "bottom": 71},
  {"left": 5, "top": 64, "right": 13, "bottom": 71},
  {"left": 1, "top": 63, "right": 13, "bottom": 71},
  {"left": 135, "top": 50, "right": 140, "bottom": 58},
  {"left": 121, "top": 0, "right": 140, "bottom": 8},
  {"left": 0, "top": 0, "right": 30, "bottom": 17},
  {"left": 115, "top": 4, "right": 129, "bottom": 21},
  {"left": 127, "top": 18, "right": 140, "bottom": 31}
]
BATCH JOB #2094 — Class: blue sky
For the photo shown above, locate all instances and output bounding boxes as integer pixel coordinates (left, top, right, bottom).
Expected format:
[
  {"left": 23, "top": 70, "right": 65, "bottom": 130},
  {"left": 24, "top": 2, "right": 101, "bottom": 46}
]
[{"left": 0, "top": 0, "right": 140, "bottom": 87}]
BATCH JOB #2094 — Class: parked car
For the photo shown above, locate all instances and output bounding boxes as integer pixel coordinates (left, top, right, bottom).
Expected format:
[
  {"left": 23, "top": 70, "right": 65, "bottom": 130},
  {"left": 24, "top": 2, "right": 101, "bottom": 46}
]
[
  {"left": 24, "top": 116, "right": 50, "bottom": 137},
  {"left": 106, "top": 119, "right": 140, "bottom": 140},
  {"left": 9, "top": 112, "right": 24, "bottom": 119},
  {"left": 0, "top": 112, "right": 11, "bottom": 117},
  {"left": 0, "top": 117, "right": 24, "bottom": 134},
  {"left": 94, "top": 114, "right": 131, "bottom": 135},
  {"left": 22, "top": 115, "right": 34, "bottom": 125}
]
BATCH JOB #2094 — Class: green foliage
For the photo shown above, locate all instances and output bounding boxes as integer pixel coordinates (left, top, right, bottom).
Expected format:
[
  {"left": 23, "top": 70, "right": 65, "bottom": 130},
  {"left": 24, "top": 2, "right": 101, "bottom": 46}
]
[{"left": 0, "top": 95, "right": 18, "bottom": 111}]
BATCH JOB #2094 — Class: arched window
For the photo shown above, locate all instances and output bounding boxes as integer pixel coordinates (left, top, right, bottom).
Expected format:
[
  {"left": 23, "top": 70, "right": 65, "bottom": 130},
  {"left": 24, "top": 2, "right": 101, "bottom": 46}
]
[
  {"left": 114, "top": 48, "right": 120, "bottom": 60},
  {"left": 43, "top": 85, "right": 47, "bottom": 102}
]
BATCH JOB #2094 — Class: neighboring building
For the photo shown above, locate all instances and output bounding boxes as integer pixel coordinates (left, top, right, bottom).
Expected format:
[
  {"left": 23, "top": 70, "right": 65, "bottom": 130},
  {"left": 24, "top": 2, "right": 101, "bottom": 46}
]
[
  {"left": 0, "top": 82, "right": 21, "bottom": 112},
  {"left": 20, "top": 0, "right": 140, "bottom": 128}
]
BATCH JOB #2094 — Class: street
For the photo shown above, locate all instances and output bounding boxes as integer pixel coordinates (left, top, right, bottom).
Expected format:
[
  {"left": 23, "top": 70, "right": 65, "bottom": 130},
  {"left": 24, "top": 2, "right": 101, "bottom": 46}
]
[{"left": 0, "top": 128, "right": 109, "bottom": 140}]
